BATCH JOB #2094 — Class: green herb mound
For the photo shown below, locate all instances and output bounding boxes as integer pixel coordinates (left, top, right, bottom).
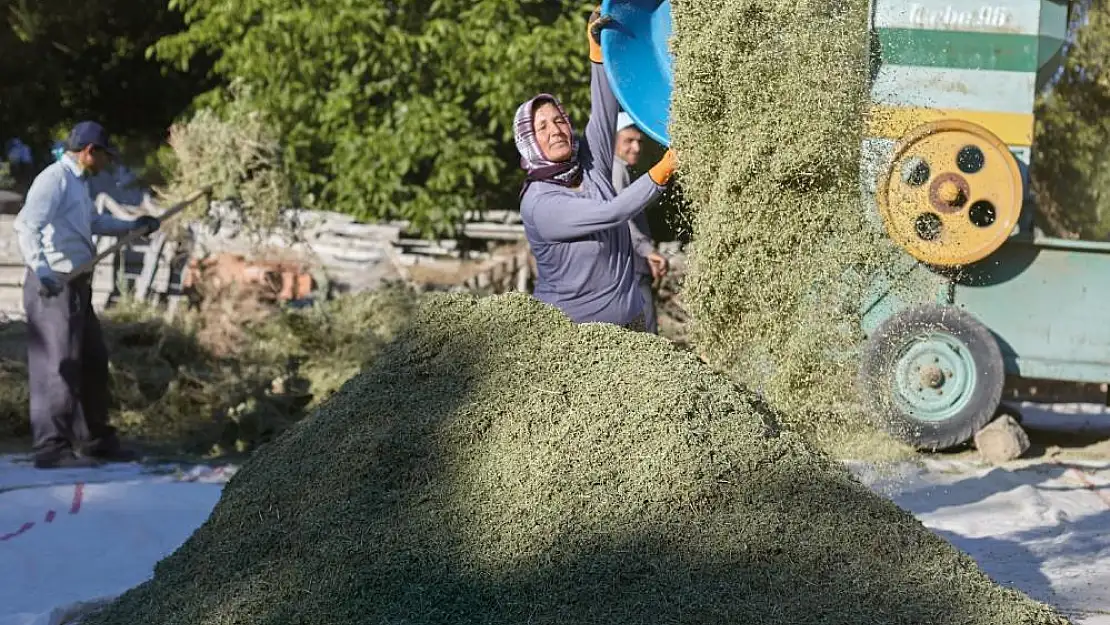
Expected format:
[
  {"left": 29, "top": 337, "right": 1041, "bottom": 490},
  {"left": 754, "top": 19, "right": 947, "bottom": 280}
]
[{"left": 86, "top": 294, "right": 1067, "bottom": 625}]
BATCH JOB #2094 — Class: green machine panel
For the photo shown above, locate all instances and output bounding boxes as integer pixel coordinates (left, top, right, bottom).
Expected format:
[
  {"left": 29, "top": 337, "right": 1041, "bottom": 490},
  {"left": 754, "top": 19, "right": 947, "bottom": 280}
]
[{"left": 954, "top": 236, "right": 1110, "bottom": 384}]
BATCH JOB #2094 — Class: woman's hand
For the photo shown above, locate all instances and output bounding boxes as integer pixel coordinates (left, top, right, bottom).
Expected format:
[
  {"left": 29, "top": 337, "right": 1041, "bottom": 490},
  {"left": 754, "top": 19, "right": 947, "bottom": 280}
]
[
  {"left": 649, "top": 149, "right": 677, "bottom": 185},
  {"left": 588, "top": 7, "right": 611, "bottom": 64}
]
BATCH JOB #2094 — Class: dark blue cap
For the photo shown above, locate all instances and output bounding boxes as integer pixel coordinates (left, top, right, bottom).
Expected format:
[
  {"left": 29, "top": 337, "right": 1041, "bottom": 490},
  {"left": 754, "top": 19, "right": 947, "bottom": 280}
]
[{"left": 65, "top": 121, "right": 119, "bottom": 158}]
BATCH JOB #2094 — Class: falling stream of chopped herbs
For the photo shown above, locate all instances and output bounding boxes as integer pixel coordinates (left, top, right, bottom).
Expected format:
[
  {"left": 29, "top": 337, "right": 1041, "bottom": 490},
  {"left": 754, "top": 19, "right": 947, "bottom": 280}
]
[{"left": 671, "top": 0, "right": 932, "bottom": 456}]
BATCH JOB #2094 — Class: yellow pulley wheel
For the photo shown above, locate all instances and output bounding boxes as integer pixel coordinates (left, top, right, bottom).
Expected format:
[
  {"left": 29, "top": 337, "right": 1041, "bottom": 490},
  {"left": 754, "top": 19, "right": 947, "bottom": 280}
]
[{"left": 877, "top": 120, "right": 1024, "bottom": 267}]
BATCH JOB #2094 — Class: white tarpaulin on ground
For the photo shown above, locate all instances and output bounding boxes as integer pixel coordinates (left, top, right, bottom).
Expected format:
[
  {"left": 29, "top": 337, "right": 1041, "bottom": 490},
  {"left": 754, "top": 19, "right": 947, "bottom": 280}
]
[
  {"left": 851, "top": 458, "right": 1110, "bottom": 624},
  {"left": 0, "top": 458, "right": 231, "bottom": 625},
  {"left": 1, "top": 401, "right": 1109, "bottom": 624}
]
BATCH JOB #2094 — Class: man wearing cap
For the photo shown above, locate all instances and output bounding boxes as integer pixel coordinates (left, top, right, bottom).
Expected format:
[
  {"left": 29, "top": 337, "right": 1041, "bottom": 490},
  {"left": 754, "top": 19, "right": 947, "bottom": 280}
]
[
  {"left": 13, "top": 121, "right": 161, "bottom": 469},
  {"left": 612, "top": 112, "right": 668, "bottom": 334}
]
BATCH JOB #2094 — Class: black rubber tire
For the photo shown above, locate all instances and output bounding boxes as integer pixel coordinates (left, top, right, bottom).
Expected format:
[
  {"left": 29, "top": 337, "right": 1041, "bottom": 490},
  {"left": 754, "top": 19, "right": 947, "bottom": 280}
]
[{"left": 858, "top": 304, "right": 1005, "bottom": 451}]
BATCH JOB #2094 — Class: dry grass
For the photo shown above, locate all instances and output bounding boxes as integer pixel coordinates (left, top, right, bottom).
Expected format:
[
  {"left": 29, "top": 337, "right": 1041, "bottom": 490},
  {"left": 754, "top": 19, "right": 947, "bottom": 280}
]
[
  {"left": 155, "top": 84, "right": 295, "bottom": 238},
  {"left": 0, "top": 287, "right": 420, "bottom": 455}
]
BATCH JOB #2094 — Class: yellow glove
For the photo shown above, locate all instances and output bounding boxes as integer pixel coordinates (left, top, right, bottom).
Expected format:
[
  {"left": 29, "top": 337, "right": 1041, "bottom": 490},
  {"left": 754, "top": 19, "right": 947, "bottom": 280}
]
[
  {"left": 649, "top": 149, "right": 677, "bottom": 185},
  {"left": 588, "top": 7, "right": 609, "bottom": 64}
]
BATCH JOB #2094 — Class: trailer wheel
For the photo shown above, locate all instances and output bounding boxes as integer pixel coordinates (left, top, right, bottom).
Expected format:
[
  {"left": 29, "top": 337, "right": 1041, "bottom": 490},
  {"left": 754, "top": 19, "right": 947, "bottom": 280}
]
[{"left": 859, "top": 304, "right": 1004, "bottom": 451}]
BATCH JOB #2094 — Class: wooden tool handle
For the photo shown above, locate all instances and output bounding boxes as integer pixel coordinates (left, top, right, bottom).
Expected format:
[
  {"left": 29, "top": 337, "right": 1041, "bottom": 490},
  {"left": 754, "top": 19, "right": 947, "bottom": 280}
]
[{"left": 64, "top": 186, "right": 212, "bottom": 283}]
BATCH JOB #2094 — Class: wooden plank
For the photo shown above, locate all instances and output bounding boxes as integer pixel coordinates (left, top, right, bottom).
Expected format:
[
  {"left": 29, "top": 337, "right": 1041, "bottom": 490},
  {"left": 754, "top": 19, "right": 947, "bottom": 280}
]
[
  {"left": 153, "top": 264, "right": 173, "bottom": 295},
  {"left": 396, "top": 238, "right": 459, "bottom": 251},
  {"left": 515, "top": 264, "right": 529, "bottom": 292},
  {"left": 0, "top": 219, "right": 24, "bottom": 263},
  {"left": 153, "top": 239, "right": 179, "bottom": 295},
  {"left": 309, "top": 242, "right": 386, "bottom": 263},
  {"left": 92, "top": 262, "right": 117, "bottom": 294},
  {"left": 91, "top": 289, "right": 111, "bottom": 310},
  {"left": 92, "top": 273, "right": 115, "bottom": 293},
  {"left": 135, "top": 231, "right": 168, "bottom": 300},
  {"left": 0, "top": 247, "right": 22, "bottom": 264},
  {"left": 316, "top": 257, "right": 378, "bottom": 272},
  {"left": 312, "top": 232, "right": 396, "bottom": 253},
  {"left": 396, "top": 251, "right": 490, "bottom": 266},
  {"left": 0, "top": 264, "right": 26, "bottom": 287},
  {"left": 395, "top": 243, "right": 459, "bottom": 258},
  {"left": 95, "top": 236, "right": 117, "bottom": 254},
  {"left": 294, "top": 210, "right": 355, "bottom": 227},
  {"left": 461, "top": 222, "right": 526, "bottom": 234},
  {"left": 315, "top": 221, "right": 402, "bottom": 242},
  {"left": 0, "top": 286, "right": 24, "bottom": 315},
  {"left": 459, "top": 223, "right": 526, "bottom": 241}
]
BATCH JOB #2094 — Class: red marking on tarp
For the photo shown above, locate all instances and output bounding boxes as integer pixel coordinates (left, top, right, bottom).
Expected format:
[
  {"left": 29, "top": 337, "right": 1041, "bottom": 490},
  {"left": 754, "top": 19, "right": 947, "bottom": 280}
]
[
  {"left": 1, "top": 483, "right": 85, "bottom": 543},
  {"left": 1065, "top": 467, "right": 1110, "bottom": 508},
  {"left": 0, "top": 522, "right": 35, "bottom": 542},
  {"left": 70, "top": 483, "right": 84, "bottom": 514}
]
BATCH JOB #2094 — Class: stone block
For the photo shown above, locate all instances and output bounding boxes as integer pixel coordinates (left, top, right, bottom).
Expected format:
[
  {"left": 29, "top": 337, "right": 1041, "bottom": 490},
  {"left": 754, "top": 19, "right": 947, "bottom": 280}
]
[{"left": 974, "top": 414, "right": 1030, "bottom": 464}]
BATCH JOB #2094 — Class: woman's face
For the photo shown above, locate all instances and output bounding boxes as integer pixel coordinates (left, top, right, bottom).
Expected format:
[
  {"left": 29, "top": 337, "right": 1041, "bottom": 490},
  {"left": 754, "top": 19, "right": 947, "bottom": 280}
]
[{"left": 533, "top": 102, "right": 573, "bottom": 162}]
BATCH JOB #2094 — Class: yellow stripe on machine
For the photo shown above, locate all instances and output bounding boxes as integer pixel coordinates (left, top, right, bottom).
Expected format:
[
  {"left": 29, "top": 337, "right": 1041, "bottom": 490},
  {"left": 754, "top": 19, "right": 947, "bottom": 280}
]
[{"left": 864, "top": 106, "right": 1034, "bottom": 147}]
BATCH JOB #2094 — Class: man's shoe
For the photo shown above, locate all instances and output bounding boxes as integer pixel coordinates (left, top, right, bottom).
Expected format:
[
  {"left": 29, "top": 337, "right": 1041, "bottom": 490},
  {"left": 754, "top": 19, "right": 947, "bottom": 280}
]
[{"left": 34, "top": 450, "right": 102, "bottom": 470}]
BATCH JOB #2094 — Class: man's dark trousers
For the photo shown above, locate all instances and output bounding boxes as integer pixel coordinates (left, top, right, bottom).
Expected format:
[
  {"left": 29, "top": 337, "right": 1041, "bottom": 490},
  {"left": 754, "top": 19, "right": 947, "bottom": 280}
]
[
  {"left": 24, "top": 269, "right": 119, "bottom": 460},
  {"left": 637, "top": 271, "right": 658, "bottom": 334}
]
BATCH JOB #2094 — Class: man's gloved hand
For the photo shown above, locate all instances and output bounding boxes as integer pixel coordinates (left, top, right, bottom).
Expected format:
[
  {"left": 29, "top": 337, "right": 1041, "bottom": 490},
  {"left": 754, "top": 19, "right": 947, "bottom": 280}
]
[
  {"left": 38, "top": 273, "right": 63, "bottom": 298},
  {"left": 649, "top": 149, "right": 677, "bottom": 185},
  {"left": 588, "top": 6, "right": 611, "bottom": 64},
  {"left": 133, "top": 215, "right": 161, "bottom": 236}
]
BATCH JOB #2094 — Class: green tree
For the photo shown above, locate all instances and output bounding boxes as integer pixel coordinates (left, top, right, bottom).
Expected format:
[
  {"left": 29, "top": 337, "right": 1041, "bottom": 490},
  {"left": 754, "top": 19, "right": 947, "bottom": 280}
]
[
  {"left": 0, "top": 0, "right": 212, "bottom": 167},
  {"left": 1032, "top": 0, "right": 1110, "bottom": 239},
  {"left": 154, "top": 0, "right": 593, "bottom": 234}
]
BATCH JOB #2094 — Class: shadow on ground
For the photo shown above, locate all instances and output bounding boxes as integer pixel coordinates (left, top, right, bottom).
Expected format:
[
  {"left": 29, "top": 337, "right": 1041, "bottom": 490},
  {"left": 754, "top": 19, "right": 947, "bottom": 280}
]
[
  {"left": 871, "top": 459, "right": 1110, "bottom": 618},
  {"left": 932, "top": 507, "right": 1110, "bottom": 617}
]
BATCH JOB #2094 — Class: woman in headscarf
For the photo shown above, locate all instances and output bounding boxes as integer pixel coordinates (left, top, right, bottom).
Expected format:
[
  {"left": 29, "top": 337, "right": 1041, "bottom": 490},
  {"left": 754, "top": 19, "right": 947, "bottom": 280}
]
[{"left": 514, "top": 9, "right": 676, "bottom": 330}]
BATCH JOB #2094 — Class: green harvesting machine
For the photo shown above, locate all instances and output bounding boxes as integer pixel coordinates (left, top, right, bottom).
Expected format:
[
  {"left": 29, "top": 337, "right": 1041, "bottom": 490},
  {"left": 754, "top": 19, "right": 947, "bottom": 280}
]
[{"left": 599, "top": 0, "right": 1098, "bottom": 451}]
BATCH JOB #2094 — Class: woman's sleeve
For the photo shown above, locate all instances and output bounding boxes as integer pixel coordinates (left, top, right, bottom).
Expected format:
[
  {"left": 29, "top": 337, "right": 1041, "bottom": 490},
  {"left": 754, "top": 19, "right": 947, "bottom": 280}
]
[
  {"left": 523, "top": 175, "right": 662, "bottom": 242},
  {"left": 583, "top": 62, "right": 620, "bottom": 184},
  {"left": 629, "top": 212, "right": 656, "bottom": 259}
]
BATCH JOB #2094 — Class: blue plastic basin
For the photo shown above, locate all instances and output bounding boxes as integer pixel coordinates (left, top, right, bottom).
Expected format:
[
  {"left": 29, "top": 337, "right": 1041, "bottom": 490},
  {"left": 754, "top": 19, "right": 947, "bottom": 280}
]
[{"left": 599, "top": 0, "right": 674, "bottom": 146}]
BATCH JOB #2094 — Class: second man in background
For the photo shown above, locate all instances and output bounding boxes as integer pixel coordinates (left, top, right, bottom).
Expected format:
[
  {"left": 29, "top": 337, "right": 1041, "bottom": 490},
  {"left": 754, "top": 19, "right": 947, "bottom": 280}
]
[{"left": 611, "top": 112, "right": 668, "bottom": 335}]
